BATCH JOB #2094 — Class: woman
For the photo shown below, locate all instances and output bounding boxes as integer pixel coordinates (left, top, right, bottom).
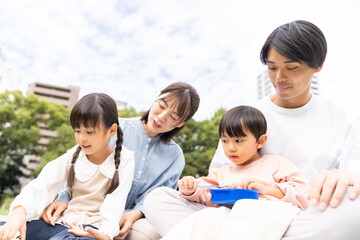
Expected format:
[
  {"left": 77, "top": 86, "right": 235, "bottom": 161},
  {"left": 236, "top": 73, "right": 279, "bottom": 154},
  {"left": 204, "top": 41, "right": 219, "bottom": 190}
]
[
  {"left": 40, "top": 82, "right": 200, "bottom": 240},
  {"left": 144, "top": 20, "right": 360, "bottom": 239}
]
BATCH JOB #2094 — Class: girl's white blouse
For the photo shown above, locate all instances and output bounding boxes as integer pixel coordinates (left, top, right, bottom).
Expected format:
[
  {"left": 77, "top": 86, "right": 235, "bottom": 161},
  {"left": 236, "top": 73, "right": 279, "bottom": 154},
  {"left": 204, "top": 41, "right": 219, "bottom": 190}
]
[{"left": 10, "top": 145, "right": 135, "bottom": 239}]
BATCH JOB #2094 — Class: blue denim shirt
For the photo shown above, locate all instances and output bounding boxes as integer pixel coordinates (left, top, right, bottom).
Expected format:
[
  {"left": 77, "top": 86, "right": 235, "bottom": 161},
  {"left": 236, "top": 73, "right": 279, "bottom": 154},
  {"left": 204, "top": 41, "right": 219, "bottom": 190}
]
[{"left": 57, "top": 117, "right": 185, "bottom": 213}]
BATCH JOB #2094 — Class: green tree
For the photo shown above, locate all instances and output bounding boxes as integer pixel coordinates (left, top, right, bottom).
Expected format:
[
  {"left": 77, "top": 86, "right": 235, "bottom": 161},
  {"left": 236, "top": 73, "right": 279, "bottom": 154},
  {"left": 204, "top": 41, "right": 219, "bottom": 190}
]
[
  {"left": 118, "top": 107, "right": 141, "bottom": 118},
  {"left": 35, "top": 123, "right": 76, "bottom": 176},
  {"left": 174, "top": 108, "right": 227, "bottom": 178},
  {"left": 0, "top": 91, "right": 70, "bottom": 201}
]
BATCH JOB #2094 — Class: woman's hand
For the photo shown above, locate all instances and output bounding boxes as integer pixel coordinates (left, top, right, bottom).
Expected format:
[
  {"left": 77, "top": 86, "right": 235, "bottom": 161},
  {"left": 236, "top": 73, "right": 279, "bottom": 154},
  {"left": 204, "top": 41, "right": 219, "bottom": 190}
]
[
  {"left": 40, "top": 201, "right": 68, "bottom": 226},
  {"left": 178, "top": 176, "right": 198, "bottom": 196},
  {"left": 309, "top": 169, "right": 360, "bottom": 211},
  {"left": 0, "top": 206, "right": 26, "bottom": 240},
  {"left": 68, "top": 222, "right": 110, "bottom": 240},
  {"left": 114, "top": 210, "right": 143, "bottom": 240}
]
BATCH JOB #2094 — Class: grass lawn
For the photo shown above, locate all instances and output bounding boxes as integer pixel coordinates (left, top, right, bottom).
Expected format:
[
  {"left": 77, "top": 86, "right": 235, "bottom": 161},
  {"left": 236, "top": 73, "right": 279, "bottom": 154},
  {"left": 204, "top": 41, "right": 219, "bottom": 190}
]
[{"left": 0, "top": 208, "right": 9, "bottom": 215}]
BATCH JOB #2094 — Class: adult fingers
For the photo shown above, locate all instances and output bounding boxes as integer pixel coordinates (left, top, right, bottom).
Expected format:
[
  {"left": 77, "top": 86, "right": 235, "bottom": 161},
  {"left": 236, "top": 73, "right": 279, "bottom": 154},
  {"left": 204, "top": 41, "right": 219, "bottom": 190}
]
[
  {"left": 349, "top": 174, "right": 360, "bottom": 200},
  {"left": 39, "top": 211, "right": 49, "bottom": 224},
  {"left": 119, "top": 215, "right": 126, "bottom": 228},
  {"left": 40, "top": 205, "right": 53, "bottom": 224},
  {"left": 50, "top": 207, "right": 64, "bottom": 225},
  {"left": 328, "top": 173, "right": 350, "bottom": 208},
  {"left": 117, "top": 220, "right": 131, "bottom": 240},
  {"left": 309, "top": 169, "right": 328, "bottom": 204},
  {"left": 317, "top": 170, "right": 340, "bottom": 211}
]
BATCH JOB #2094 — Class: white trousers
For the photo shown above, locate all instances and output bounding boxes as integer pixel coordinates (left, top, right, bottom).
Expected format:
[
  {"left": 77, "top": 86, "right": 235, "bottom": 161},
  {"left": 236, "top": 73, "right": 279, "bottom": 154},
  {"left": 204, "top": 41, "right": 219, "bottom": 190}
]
[
  {"left": 125, "top": 218, "right": 161, "bottom": 240},
  {"left": 143, "top": 187, "right": 360, "bottom": 240}
]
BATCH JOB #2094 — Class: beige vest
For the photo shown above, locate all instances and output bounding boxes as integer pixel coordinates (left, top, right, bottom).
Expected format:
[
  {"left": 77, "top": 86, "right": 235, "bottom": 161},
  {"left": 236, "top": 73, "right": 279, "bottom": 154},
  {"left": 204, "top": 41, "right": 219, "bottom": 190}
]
[{"left": 58, "top": 169, "right": 111, "bottom": 227}]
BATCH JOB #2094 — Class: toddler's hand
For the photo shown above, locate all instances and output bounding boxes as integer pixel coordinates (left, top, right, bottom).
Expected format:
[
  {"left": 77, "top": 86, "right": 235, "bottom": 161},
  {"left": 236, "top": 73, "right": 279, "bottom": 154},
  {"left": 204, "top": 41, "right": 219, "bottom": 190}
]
[
  {"left": 178, "top": 176, "right": 198, "bottom": 196},
  {"left": 240, "top": 177, "right": 269, "bottom": 194}
]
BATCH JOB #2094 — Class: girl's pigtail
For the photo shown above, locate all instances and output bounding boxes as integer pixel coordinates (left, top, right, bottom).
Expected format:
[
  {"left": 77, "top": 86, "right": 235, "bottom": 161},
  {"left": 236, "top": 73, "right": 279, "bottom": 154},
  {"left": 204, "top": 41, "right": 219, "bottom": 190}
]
[
  {"left": 68, "top": 146, "right": 82, "bottom": 189},
  {"left": 106, "top": 125, "right": 123, "bottom": 195}
]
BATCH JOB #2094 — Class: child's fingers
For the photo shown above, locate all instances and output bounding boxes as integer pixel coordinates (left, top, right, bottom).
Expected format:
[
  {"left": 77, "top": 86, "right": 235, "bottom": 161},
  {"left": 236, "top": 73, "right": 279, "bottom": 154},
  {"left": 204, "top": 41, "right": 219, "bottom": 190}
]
[
  {"left": 68, "top": 222, "right": 74, "bottom": 229},
  {"left": 181, "top": 176, "right": 197, "bottom": 189},
  {"left": 182, "top": 178, "right": 190, "bottom": 188},
  {"left": 242, "top": 177, "right": 258, "bottom": 189},
  {"left": 247, "top": 182, "right": 257, "bottom": 190},
  {"left": 193, "top": 180, "right": 198, "bottom": 190},
  {"left": 3, "top": 227, "right": 14, "bottom": 240},
  {"left": 86, "top": 227, "right": 110, "bottom": 240},
  {"left": 187, "top": 179, "right": 195, "bottom": 189},
  {"left": 0, "top": 223, "right": 22, "bottom": 240},
  {"left": 18, "top": 222, "right": 26, "bottom": 240},
  {"left": 241, "top": 179, "right": 250, "bottom": 189}
]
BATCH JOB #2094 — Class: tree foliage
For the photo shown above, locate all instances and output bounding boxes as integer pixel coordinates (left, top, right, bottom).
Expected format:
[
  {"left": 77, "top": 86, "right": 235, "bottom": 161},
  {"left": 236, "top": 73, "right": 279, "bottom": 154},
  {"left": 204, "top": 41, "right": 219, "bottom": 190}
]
[
  {"left": 0, "top": 91, "right": 70, "bottom": 198},
  {"left": 35, "top": 123, "right": 76, "bottom": 176},
  {"left": 119, "top": 107, "right": 142, "bottom": 118},
  {"left": 174, "top": 108, "right": 227, "bottom": 178}
]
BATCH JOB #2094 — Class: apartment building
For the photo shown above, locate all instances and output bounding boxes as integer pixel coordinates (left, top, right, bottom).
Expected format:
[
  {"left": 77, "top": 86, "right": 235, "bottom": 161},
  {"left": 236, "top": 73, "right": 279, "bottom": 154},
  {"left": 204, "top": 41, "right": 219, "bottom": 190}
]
[
  {"left": 27, "top": 82, "right": 80, "bottom": 109},
  {"left": 25, "top": 82, "right": 80, "bottom": 169}
]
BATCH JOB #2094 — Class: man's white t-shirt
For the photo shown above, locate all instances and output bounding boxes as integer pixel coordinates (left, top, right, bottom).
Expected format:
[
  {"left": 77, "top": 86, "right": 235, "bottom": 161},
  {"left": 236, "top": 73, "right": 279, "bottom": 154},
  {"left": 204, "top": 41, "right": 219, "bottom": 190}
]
[
  {"left": 339, "top": 114, "right": 360, "bottom": 175},
  {"left": 210, "top": 95, "right": 350, "bottom": 185}
]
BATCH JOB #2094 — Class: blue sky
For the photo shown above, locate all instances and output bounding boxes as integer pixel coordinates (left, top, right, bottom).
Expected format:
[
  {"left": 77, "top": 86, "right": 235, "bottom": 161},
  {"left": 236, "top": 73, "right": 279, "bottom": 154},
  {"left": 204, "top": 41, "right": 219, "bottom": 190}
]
[{"left": 1, "top": 0, "right": 360, "bottom": 121}]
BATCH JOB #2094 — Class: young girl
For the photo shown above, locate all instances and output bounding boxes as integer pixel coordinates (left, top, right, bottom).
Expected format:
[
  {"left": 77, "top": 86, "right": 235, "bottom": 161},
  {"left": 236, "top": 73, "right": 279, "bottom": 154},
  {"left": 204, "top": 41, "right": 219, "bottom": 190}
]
[
  {"left": 37, "top": 82, "right": 200, "bottom": 240},
  {"left": 0, "top": 93, "right": 135, "bottom": 240},
  {"left": 178, "top": 105, "right": 308, "bottom": 209},
  {"left": 144, "top": 105, "right": 309, "bottom": 237}
]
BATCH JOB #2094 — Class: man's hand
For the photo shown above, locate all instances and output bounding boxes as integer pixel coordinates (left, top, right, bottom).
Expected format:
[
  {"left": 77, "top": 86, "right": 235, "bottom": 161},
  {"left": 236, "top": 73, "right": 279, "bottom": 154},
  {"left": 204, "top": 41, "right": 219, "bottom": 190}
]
[
  {"left": 40, "top": 201, "right": 68, "bottom": 226},
  {"left": 309, "top": 169, "right": 360, "bottom": 211},
  {"left": 114, "top": 210, "right": 143, "bottom": 240}
]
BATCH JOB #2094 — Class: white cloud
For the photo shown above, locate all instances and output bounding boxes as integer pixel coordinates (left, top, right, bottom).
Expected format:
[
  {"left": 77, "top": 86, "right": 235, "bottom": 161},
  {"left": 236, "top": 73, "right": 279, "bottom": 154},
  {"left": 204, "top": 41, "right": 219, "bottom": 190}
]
[{"left": 0, "top": 0, "right": 359, "bottom": 122}]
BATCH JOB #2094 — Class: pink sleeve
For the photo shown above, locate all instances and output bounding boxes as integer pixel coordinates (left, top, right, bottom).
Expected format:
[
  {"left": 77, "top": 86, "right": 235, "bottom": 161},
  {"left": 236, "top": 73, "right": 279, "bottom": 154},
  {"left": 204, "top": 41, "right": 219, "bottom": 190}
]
[
  {"left": 272, "top": 157, "right": 309, "bottom": 210},
  {"left": 180, "top": 168, "right": 222, "bottom": 204}
]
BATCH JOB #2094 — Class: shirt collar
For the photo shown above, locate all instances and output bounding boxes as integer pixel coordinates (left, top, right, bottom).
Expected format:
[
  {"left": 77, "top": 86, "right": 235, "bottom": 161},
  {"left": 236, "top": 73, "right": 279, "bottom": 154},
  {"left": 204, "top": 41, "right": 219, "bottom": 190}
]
[{"left": 74, "top": 150, "right": 116, "bottom": 182}]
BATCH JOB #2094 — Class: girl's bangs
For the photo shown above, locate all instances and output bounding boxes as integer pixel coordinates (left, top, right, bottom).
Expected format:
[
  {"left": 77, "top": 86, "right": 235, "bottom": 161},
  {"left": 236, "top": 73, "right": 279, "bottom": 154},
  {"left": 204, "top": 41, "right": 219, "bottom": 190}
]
[{"left": 70, "top": 100, "right": 101, "bottom": 129}]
